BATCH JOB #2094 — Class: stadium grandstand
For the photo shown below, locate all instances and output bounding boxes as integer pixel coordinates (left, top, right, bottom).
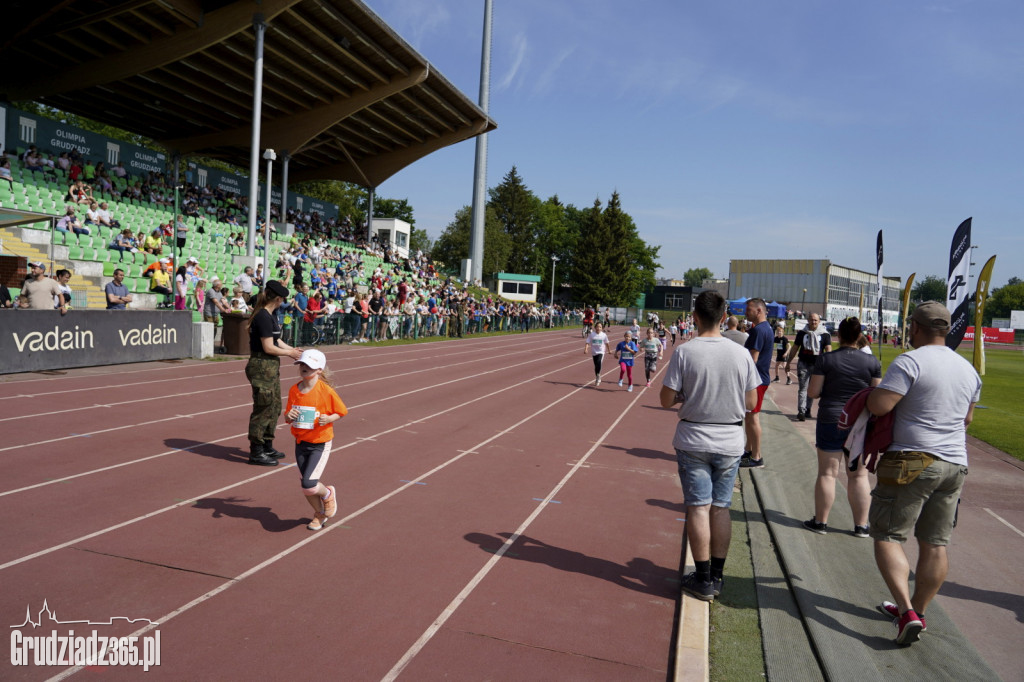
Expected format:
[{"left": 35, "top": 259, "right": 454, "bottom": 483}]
[{"left": 0, "top": 0, "right": 499, "bottom": 368}]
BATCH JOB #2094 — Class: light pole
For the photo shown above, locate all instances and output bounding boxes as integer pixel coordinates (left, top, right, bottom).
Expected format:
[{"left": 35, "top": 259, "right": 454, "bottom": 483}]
[
  {"left": 550, "top": 255, "right": 560, "bottom": 306},
  {"left": 801, "top": 288, "right": 807, "bottom": 319},
  {"left": 262, "top": 148, "right": 276, "bottom": 275}
]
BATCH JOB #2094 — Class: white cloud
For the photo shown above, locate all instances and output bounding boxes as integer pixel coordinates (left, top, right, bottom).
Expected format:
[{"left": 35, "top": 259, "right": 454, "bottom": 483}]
[
  {"left": 497, "top": 33, "right": 528, "bottom": 92},
  {"left": 533, "top": 46, "right": 575, "bottom": 96},
  {"left": 374, "top": 0, "right": 451, "bottom": 49}
]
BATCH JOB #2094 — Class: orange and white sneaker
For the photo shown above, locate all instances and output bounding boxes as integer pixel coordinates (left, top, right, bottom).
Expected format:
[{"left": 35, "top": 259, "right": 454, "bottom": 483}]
[
  {"left": 323, "top": 486, "right": 338, "bottom": 518},
  {"left": 307, "top": 512, "right": 328, "bottom": 531}
]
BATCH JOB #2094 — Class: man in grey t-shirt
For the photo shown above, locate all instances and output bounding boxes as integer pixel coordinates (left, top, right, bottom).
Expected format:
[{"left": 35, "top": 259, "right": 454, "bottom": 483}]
[
  {"left": 866, "top": 301, "right": 982, "bottom": 645},
  {"left": 661, "top": 291, "right": 758, "bottom": 603},
  {"left": 721, "top": 316, "right": 748, "bottom": 346}
]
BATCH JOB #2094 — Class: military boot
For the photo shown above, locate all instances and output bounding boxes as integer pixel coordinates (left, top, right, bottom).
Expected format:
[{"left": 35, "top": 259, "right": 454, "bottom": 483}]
[{"left": 248, "top": 441, "right": 278, "bottom": 466}]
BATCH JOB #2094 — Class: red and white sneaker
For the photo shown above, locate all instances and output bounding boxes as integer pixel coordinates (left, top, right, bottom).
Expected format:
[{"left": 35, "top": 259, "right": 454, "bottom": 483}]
[
  {"left": 878, "top": 601, "right": 927, "bottom": 631},
  {"left": 894, "top": 609, "right": 923, "bottom": 645}
]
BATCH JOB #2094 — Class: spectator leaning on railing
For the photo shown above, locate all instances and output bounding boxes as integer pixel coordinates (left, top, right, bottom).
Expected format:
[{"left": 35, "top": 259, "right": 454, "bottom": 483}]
[{"left": 23, "top": 262, "right": 67, "bottom": 315}]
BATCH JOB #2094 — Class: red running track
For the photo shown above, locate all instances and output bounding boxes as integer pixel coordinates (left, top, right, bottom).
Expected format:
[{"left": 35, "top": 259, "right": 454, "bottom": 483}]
[{"left": 1, "top": 329, "right": 689, "bottom": 681}]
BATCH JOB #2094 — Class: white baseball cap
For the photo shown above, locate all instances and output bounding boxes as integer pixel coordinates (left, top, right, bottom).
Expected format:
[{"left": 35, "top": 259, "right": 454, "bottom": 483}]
[{"left": 293, "top": 349, "right": 326, "bottom": 370}]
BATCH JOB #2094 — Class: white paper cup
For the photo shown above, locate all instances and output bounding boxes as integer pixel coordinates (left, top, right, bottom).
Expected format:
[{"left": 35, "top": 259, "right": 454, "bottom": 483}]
[{"left": 294, "top": 406, "right": 318, "bottom": 429}]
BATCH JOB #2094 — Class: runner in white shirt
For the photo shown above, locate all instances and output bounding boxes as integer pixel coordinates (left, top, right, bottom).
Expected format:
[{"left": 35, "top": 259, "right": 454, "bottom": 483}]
[{"left": 584, "top": 322, "right": 612, "bottom": 387}]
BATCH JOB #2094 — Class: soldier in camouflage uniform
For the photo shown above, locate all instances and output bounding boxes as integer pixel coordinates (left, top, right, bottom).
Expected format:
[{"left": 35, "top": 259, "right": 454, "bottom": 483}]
[{"left": 245, "top": 280, "right": 303, "bottom": 466}]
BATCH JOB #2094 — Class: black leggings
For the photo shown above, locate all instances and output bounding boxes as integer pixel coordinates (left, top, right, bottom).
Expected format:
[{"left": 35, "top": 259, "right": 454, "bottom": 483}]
[
  {"left": 644, "top": 356, "right": 658, "bottom": 381},
  {"left": 296, "top": 440, "right": 331, "bottom": 489},
  {"left": 592, "top": 354, "right": 604, "bottom": 375}
]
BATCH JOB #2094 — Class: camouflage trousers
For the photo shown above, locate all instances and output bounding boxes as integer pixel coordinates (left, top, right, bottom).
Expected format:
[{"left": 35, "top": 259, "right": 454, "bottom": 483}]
[{"left": 245, "top": 353, "right": 281, "bottom": 444}]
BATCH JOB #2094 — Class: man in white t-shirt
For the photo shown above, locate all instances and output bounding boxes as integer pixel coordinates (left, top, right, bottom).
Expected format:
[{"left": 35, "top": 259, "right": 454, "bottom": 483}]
[
  {"left": 865, "top": 301, "right": 981, "bottom": 646},
  {"left": 660, "top": 290, "right": 758, "bottom": 603}
]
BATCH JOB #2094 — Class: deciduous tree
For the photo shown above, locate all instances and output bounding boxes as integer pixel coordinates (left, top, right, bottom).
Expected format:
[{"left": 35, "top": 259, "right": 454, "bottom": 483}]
[{"left": 683, "top": 267, "right": 714, "bottom": 287}]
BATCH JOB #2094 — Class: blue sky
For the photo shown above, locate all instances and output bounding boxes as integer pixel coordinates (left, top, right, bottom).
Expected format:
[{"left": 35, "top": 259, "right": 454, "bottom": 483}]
[{"left": 372, "top": 0, "right": 1022, "bottom": 288}]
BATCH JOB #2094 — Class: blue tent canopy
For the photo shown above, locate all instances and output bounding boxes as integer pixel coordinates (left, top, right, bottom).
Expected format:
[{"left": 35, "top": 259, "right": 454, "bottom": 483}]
[
  {"left": 767, "top": 301, "right": 787, "bottom": 319},
  {"left": 729, "top": 298, "right": 788, "bottom": 318},
  {"left": 728, "top": 297, "right": 748, "bottom": 315}
]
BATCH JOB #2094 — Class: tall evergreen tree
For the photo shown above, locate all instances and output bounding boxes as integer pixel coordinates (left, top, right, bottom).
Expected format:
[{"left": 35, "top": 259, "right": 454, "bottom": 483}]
[
  {"left": 602, "top": 191, "right": 637, "bottom": 305},
  {"left": 534, "top": 195, "right": 578, "bottom": 303},
  {"left": 572, "top": 198, "right": 616, "bottom": 305},
  {"left": 488, "top": 166, "right": 539, "bottom": 274}
]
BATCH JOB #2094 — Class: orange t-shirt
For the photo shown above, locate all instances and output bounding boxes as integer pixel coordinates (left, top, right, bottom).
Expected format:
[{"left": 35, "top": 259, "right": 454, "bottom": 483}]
[{"left": 286, "top": 380, "right": 348, "bottom": 444}]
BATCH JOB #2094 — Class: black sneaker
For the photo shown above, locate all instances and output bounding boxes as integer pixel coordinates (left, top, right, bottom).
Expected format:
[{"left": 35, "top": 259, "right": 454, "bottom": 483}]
[
  {"left": 786, "top": 378, "right": 793, "bottom": 385},
  {"left": 680, "top": 572, "right": 715, "bottom": 602},
  {"left": 739, "top": 457, "right": 764, "bottom": 468},
  {"left": 741, "top": 450, "right": 752, "bottom": 459},
  {"left": 797, "top": 412, "right": 806, "bottom": 421},
  {"left": 772, "top": 376, "right": 780, "bottom": 382},
  {"left": 803, "top": 518, "right": 827, "bottom": 534},
  {"left": 712, "top": 576, "right": 723, "bottom": 597},
  {"left": 853, "top": 525, "right": 870, "bottom": 538}
]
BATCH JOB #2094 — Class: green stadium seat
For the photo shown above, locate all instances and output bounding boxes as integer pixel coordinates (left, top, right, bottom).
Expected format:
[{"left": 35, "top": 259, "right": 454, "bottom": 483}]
[
  {"left": 103, "top": 261, "right": 118, "bottom": 276},
  {"left": 67, "top": 245, "right": 83, "bottom": 260}
]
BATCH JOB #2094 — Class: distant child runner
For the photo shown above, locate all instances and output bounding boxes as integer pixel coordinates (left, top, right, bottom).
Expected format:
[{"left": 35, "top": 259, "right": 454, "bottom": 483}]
[
  {"left": 585, "top": 321, "right": 611, "bottom": 386},
  {"left": 773, "top": 324, "right": 793, "bottom": 384},
  {"left": 669, "top": 322, "right": 678, "bottom": 345},
  {"left": 284, "top": 349, "right": 349, "bottom": 531},
  {"left": 657, "top": 322, "right": 668, "bottom": 351},
  {"left": 641, "top": 327, "right": 663, "bottom": 387},
  {"left": 615, "top": 331, "right": 639, "bottom": 392},
  {"left": 629, "top": 318, "right": 641, "bottom": 341}
]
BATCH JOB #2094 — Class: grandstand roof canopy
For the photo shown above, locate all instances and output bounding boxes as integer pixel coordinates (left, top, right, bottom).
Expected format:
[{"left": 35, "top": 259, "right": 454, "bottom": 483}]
[{"left": 1, "top": 0, "right": 496, "bottom": 187}]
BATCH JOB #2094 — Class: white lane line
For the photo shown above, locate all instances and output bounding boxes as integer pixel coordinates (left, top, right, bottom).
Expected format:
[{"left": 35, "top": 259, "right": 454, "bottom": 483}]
[
  {"left": 0, "top": 369, "right": 241, "bottom": 400},
  {"left": 42, "top": 348, "right": 605, "bottom": 680},
  {"left": 1, "top": 465, "right": 291, "bottom": 572},
  {"left": 0, "top": 338, "right": 582, "bottom": 451},
  {"left": 0, "top": 337, "right": 567, "bottom": 422},
  {"left": 0, "top": 333, "right": 564, "bottom": 401},
  {"left": 1, "top": 328, "right": 571, "bottom": 391},
  {"left": 0, "top": 383, "right": 247, "bottom": 422},
  {"left": 381, "top": 367, "right": 654, "bottom": 681},
  {"left": 0, "top": 352, "right": 587, "bottom": 502},
  {"left": 983, "top": 507, "right": 1024, "bottom": 538},
  {"left": 0, "top": 406, "right": 243, "bottom": 454}
]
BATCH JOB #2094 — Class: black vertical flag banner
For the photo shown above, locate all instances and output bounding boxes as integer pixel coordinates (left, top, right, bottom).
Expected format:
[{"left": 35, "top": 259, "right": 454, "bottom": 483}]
[
  {"left": 946, "top": 217, "right": 972, "bottom": 350},
  {"left": 876, "top": 229, "right": 883, "bottom": 356}
]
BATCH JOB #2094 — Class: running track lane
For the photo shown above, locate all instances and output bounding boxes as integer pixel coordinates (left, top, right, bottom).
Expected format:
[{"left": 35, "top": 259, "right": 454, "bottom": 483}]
[{"left": 6, "top": 327, "right": 688, "bottom": 675}]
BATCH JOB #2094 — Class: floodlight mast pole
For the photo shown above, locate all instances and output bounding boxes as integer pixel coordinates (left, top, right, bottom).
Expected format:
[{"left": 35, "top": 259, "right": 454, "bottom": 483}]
[
  {"left": 550, "top": 255, "right": 559, "bottom": 306},
  {"left": 246, "top": 16, "right": 267, "bottom": 259},
  {"left": 468, "top": 0, "right": 492, "bottom": 284},
  {"left": 264, "top": 148, "right": 276, "bottom": 275}
]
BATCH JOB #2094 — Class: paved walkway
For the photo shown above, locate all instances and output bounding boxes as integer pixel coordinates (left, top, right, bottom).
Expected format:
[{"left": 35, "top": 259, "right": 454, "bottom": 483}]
[{"left": 740, "top": 376, "right": 1024, "bottom": 681}]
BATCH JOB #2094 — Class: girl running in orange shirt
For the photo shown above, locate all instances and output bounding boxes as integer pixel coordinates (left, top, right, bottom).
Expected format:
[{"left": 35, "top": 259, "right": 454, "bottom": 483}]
[{"left": 284, "top": 349, "right": 348, "bottom": 531}]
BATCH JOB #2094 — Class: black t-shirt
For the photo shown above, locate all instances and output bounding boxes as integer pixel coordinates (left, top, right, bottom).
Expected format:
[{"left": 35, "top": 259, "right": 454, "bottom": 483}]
[
  {"left": 774, "top": 334, "right": 790, "bottom": 359},
  {"left": 811, "top": 346, "right": 882, "bottom": 423},
  {"left": 368, "top": 297, "right": 382, "bottom": 314},
  {"left": 249, "top": 308, "right": 281, "bottom": 354},
  {"left": 794, "top": 328, "right": 831, "bottom": 362}
]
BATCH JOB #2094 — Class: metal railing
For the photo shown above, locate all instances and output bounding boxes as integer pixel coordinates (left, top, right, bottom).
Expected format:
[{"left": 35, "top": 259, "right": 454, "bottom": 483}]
[{"left": 279, "top": 311, "right": 583, "bottom": 346}]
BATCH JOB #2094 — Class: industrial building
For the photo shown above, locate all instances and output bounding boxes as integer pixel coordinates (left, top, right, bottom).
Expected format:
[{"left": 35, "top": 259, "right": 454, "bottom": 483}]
[{"left": 728, "top": 259, "right": 903, "bottom": 326}]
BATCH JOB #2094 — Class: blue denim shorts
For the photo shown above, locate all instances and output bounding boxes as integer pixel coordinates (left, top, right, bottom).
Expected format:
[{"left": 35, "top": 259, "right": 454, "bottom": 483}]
[
  {"left": 675, "top": 449, "right": 741, "bottom": 508},
  {"left": 815, "top": 421, "right": 849, "bottom": 452}
]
